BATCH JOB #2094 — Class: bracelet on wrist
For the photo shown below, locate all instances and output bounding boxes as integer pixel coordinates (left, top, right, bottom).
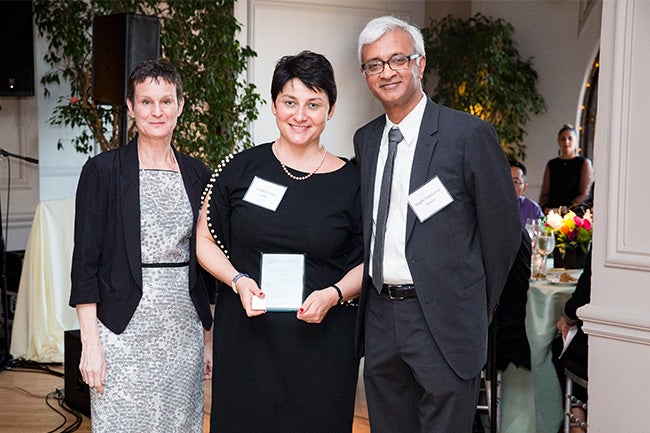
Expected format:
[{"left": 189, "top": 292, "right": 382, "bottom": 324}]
[
  {"left": 231, "top": 272, "right": 249, "bottom": 294},
  {"left": 331, "top": 284, "right": 343, "bottom": 304}
]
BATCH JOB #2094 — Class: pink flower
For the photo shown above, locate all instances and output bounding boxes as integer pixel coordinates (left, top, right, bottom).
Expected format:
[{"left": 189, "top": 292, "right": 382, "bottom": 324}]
[
  {"left": 69, "top": 96, "right": 80, "bottom": 104},
  {"left": 582, "top": 219, "right": 592, "bottom": 231}
]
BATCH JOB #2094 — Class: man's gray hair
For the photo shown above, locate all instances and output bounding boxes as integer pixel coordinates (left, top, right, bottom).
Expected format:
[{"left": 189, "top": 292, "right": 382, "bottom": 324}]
[{"left": 357, "top": 16, "right": 426, "bottom": 64}]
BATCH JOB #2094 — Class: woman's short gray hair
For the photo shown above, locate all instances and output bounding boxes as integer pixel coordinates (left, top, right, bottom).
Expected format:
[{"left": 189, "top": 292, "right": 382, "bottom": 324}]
[{"left": 357, "top": 16, "right": 425, "bottom": 64}]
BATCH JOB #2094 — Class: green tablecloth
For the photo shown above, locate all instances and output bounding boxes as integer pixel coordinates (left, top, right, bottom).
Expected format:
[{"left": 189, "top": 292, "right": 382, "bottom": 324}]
[{"left": 500, "top": 273, "right": 578, "bottom": 433}]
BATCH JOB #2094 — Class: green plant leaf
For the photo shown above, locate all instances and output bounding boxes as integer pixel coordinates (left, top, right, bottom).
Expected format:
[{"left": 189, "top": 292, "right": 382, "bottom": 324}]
[{"left": 422, "top": 13, "right": 546, "bottom": 161}]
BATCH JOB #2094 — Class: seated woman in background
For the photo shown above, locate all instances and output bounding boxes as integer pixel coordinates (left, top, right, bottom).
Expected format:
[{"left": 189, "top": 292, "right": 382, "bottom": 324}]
[{"left": 539, "top": 124, "right": 594, "bottom": 215}]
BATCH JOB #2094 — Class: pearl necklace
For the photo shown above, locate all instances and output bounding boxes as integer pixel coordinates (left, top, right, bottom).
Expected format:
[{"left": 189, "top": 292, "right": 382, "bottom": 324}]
[
  {"left": 273, "top": 141, "right": 326, "bottom": 181},
  {"left": 138, "top": 146, "right": 179, "bottom": 172}
]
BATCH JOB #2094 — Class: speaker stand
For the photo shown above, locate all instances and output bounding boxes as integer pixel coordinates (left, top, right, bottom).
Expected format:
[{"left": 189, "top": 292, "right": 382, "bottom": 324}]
[{"left": 0, "top": 148, "right": 39, "bottom": 372}]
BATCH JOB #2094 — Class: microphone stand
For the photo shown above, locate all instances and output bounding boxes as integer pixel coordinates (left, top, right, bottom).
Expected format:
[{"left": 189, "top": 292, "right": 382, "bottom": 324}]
[{"left": 0, "top": 147, "right": 39, "bottom": 371}]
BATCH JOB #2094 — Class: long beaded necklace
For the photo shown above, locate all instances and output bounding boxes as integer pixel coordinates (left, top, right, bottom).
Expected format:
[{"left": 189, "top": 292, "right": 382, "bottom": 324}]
[{"left": 273, "top": 140, "right": 326, "bottom": 181}]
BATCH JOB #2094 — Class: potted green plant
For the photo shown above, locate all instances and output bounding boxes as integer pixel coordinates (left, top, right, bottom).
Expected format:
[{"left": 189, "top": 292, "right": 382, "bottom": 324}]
[
  {"left": 33, "top": 0, "right": 262, "bottom": 167},
  {"left": 422, "top": 13, "right": 546, "bottom": 160}
]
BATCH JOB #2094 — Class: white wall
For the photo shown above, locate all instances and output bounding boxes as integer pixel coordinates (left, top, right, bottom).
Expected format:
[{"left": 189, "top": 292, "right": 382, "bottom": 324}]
[
  {"left": 35, "top": 31, "right": 91, "bottom": 202},
  {"left": 0, "top": 20, "right": 38, "bottom": 251},
  {"left": 0, "top": 95, "right": 39, "bottom": 251},
  {"left": 0, "top": 16, "right": 89, "bottom": 251}
]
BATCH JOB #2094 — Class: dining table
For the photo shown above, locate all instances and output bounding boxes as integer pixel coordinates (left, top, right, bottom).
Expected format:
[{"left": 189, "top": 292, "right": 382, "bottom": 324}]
[
  {"left": 499, "top": 261, "right": 582, "bottom": 433},
  {"left": 10, "top": 198, "right": 78, "bottom": 363}
]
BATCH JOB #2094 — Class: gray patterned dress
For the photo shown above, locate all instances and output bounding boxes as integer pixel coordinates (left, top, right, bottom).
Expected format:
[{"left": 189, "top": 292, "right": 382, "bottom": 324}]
[{"left": 91, "top": 168, "right": 204, "bottom": 433}]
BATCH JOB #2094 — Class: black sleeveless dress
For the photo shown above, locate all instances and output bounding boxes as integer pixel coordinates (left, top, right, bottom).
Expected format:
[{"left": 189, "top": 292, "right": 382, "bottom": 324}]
[
  {"left": 206, "top": 143, "right": 362, "bottom": 433},
  {"left": 545, "top": 156, "right": 587, "bottom": 209}
]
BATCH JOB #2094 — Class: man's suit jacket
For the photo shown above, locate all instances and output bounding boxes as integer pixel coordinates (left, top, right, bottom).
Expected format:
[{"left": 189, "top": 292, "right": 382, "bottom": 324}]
[
  {"left": 353, "top": 98, "right": 521, "bottom": 379},
  {"left": 70, "top": 138, "right": 215, "bottom": 334}
]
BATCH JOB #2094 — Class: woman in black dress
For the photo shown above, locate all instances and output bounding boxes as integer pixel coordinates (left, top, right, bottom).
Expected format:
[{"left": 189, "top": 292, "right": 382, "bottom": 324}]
[
  {"left": 539, "top": 123, "right": 594, "bottom": 214},
  {"left": 196, "top": 51, "right": 363, "bottom": 433}
]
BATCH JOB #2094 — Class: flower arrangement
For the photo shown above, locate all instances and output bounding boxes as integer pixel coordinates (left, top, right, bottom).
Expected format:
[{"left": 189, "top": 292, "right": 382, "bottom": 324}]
[{"left": 544, "top": 209, "right": 593, "bottom": 254}]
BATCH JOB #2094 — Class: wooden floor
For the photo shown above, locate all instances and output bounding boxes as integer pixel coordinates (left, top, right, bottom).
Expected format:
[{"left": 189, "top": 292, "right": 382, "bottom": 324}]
[{"left": 0, "top": 363, "right": 370, "bottom": 433}]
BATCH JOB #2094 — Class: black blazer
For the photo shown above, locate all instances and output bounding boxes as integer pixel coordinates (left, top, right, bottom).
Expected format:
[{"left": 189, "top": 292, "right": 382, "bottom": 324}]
[
  {"left": 70, "top": 138, "right": 215, "bottom": 334},
  {"left": 353, "top": 98, "right": 521, "bottom": 379}
]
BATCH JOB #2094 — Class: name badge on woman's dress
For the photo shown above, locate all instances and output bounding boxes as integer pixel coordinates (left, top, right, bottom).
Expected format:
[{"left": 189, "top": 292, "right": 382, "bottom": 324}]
[
  {"left": 408, "top": 176, "right": 454, "bottom": 222},
  {"left": 242, "top": 176, "right": 287, "bottom": 211}
]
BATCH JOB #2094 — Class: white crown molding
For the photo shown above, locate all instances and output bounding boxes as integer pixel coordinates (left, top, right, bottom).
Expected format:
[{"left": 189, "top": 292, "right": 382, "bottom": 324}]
[{"left": 580, "top": 303, "right": 650, "bottom": 346}]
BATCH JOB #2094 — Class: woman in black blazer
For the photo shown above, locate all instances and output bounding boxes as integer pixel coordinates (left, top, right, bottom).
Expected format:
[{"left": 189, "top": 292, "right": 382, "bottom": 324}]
[{"left": 69, "top": 60, "right": 214, "bottom": 432}]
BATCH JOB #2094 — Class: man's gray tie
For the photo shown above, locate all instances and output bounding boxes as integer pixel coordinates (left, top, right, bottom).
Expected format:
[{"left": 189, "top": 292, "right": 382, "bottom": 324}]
[{"left": 372, "top": 127, "right": 403, "bottom": 293}]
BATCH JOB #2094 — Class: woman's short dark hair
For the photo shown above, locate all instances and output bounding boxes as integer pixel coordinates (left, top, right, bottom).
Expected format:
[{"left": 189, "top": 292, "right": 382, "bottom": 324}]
[
  {"left": 271, "top": 51, "right": 337, "bottom": 112},
  {"left": 557, "top": 123, "right": 576, "bottom": 138},
  {"left": 127, "top": 59, "right": 183, "bottom": 103}
]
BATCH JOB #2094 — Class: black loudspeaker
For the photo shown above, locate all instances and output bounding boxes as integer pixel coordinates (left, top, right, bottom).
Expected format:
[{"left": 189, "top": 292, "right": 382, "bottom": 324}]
[
  {"left": 0, "top": 1, "right": 35, "bottom": 96},
  {"left": 64, "top": 329, "right": 91, "bottom": 418},
  {"left": 6, "top": 251, "right": 25, "bottom": 295},
  {"left": 1, "top": 251, "right": 24, "bottom": 343},
  {"left": 5, "top": 251, "right": 24, "bottom": 327},
  {"left": 92, "top": 13, "right": 160, "bottom": 105}
]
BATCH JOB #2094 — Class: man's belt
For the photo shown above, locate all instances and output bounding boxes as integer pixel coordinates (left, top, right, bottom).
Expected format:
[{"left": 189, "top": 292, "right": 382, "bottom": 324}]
[{"left": 381, "top": 284, "right": 417, "bottom": 300}]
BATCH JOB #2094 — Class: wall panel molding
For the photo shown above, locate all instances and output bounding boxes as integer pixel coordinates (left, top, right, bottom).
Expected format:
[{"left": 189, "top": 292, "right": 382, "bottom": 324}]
[
  {"left": 596, "top": 0, "right": 650, "bottom": 271},
  {"left": 580, "top": 303, "right": 650, "bottom": 346}
]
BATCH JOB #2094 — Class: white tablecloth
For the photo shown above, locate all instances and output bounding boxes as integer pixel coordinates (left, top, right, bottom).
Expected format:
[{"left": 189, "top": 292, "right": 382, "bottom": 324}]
[
  {"left": 500, "top": 270, "right": 579, "bottom": 433},
  {"left": 10, "top": 199, "right": 78, "bottom": 363}
]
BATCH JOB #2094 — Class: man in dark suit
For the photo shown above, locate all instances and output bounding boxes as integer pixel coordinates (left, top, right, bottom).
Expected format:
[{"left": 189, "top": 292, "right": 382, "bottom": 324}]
[{"left": 353, "top": 16, "right": 521, "bottom": 432}]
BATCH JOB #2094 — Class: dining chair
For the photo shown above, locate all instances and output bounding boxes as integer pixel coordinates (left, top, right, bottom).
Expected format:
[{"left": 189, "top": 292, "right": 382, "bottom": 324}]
[
  {"left": 476, "top": 320, "right": 501, "bottom": 432},
  {"left": 564, "top": 360, "right": 588, "bottom": 432}
]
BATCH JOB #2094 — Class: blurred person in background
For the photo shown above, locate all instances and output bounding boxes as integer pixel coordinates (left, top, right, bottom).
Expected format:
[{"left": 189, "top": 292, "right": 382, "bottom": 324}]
[{"left": 539, "top": 124, "right": 594, "bottom": 215}]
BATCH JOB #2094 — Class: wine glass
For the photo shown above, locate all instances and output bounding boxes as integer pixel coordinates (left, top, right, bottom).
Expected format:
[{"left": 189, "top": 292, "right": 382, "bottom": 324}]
[
  {"left": 533, "top": 233, "right": 556, "bottom": 280},
  {"left": 525, "top": 218, "right": 542, "bottom": 270},
  {"left": 525, "top": 218, "right": 542, "bottom": 243}
]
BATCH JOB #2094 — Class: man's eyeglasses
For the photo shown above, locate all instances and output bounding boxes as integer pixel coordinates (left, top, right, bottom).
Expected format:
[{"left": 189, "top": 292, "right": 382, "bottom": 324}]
[
  {"left": 512, "top": 180, "right": 525, "bottom": 186},
  {"left": 362, "top": 54, "right": 421, "bottom": 76}
]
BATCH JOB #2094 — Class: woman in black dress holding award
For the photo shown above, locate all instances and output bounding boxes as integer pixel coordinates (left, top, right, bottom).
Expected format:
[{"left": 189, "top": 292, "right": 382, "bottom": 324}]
[{"left": 196, "top": 51, "right": 363, "bottom": 433}]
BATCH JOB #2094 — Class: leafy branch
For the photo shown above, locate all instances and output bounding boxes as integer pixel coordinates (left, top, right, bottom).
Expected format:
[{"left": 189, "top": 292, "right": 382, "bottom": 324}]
[{"left": 422, "top": 13, "right": 546, "bottom": 160}]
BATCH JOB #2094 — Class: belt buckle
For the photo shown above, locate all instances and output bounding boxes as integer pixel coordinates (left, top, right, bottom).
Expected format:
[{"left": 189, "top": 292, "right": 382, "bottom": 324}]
[{"left": 387, "top": 287, "right": 406, "bottom": 300}]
